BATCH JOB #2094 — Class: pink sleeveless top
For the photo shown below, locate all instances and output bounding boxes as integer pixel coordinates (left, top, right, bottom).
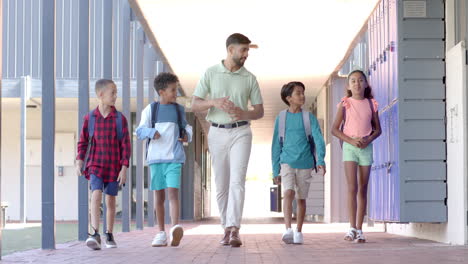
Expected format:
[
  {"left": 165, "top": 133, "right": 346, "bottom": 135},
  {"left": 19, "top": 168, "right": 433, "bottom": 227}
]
[{"left": 337, "top": 97, "right": 378, "bottom": 138}]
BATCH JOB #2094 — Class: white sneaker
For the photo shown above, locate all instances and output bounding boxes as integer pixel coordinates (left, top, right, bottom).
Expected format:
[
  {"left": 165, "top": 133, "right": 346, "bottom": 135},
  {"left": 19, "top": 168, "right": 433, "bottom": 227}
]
[
  {"left": 354, "top": 229, "right": 366, "bottom": 243},
  {"left": 151, "top": 231, "right": 167, "bottom": 247},
  {"left": 281, "top": 228, "right": 293, "bottom": 244},
  {"left": 170, "top": 225, "right": 184, "bottom": 247},
  {"left": 344, "top": 227, "right": 357, "bottom": 241},
  {"left": 293, "top": 228, "right": 304, "bottom": 244}
]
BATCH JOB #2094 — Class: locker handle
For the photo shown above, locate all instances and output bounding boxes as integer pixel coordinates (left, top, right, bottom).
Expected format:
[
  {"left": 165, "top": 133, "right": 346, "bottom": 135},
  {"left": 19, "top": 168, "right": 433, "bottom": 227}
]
[{"left": 386, "top": 162, "right": 393, "bottom": 174}]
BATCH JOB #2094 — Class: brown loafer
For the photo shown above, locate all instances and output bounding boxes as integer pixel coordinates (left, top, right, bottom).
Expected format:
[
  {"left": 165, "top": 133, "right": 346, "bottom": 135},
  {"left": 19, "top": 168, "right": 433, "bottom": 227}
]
[
  {"left": 229, "top": 231, "right": 242, "bottom": 247},
  {"left": 219, "top": 230, "right": 231, "bottom": 245}
]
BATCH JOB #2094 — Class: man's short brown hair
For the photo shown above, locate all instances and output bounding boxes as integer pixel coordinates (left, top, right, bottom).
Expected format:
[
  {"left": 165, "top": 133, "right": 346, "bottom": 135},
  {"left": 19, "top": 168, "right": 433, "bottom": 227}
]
[
  {"left": 226, "top": 33, "right": 251, "bottom": 48},
  {"left": 95, "top": 79, "right": 115, "bottom": 94}
]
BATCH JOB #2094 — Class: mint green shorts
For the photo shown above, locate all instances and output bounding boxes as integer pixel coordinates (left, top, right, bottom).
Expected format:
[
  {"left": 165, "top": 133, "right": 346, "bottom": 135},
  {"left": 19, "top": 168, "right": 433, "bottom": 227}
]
[
  {"left": 342, "top": 142, "right": 373, "bottom": 166},
  {"left": 149, "top": 163, "right": 182, "bottom": 191}
]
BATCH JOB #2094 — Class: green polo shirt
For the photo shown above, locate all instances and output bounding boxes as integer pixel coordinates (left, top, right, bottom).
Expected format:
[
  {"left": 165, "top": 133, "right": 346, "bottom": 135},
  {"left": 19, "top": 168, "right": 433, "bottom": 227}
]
[{"left": 193, "top": 61, "right": 263, "bottom": 124}]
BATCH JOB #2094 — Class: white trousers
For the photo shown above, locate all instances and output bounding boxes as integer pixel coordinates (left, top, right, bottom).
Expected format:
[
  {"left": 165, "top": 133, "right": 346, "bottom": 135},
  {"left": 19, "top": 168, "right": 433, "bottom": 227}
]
[{"left": 208, "top": 125, "right": 252, "bottom": 229}]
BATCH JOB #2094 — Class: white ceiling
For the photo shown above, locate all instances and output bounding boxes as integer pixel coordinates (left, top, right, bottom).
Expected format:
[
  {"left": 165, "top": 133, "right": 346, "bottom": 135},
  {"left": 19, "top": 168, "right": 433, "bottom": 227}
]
[{"left": 131, "top": 0, "right": 379, "bottom": 143}]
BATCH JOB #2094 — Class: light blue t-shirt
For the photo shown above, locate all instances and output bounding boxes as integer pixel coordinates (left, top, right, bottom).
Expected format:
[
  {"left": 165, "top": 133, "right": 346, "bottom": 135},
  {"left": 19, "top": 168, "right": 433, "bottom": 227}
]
[
  {"left": 271, "top": 111, "right": 326, "bottom": 177},
  {"left": 136, "top": 103, "right": 193, "bottom": 165}
]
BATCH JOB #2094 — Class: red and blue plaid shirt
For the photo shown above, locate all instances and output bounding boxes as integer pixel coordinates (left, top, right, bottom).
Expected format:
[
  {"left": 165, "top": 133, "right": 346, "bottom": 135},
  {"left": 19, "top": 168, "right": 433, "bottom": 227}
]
[{"left": 76, "top": 106, "right": 131, "bottom": 183}]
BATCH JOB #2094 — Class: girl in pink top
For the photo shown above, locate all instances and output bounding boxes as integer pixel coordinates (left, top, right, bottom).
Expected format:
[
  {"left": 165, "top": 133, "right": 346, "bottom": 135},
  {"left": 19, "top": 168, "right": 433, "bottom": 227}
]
[{"left": 331, "top": 70, "right": 382, "bottom": 243}]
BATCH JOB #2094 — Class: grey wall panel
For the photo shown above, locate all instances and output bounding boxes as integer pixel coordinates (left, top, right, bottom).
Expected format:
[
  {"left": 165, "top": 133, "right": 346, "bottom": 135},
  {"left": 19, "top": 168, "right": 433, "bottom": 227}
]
[
  {"left": 89, "top": 0, "right": 96, "bottom": 78},
  {"left": 404, "top": 182, "right": 446, "bottom": 201},
  {"left": 400, "top": 41, "right": 444, "bottom": 59},
  {"left": 403, "top": 202, "right": 446, "bottom": 222},
  {"left": 56, "top": 0, "right": 63, "bottom": 78},
  {"left": 113, "top": 0, "right": 121, "bottom": 78},
  {"left": 70, "top": 0, "right": 79, "bottom": 78},
  {"left": 400, "top": 61, "right": 444, "bottom": 79},
  {"left": 131, "top": 21, "right": 137, "bottom": 79},
  {"left": 23, "top": 1, "right": 31, "bottom": 77},
  {"left": 15, "top": 0, "right": 23, "bottom": 77},
  {"left": 400, "top": 141, "right": 446, "bottom": 160},
  {"left": 4, "top": 0, "right": 14, "bottom": 77},
  {"left": 401, "top": 20, "right": 444, "bottom": 39},
  {"left": 2, "top": 0, "right": 157, "bottom": 92},
  {"left": 400, "top": 120, "right": 446, "bottom": 139},
  {"left": 31, "top": 0, "right": 41, "bottom": 78},
  {"left": 403, "top": 162, "right": 446, "bottom": 181},
  {"left": 400, "top": 101, "right": 445, "bottom": 119},
  {"left": 55, "top": 0, "right": 80, "bottom": 79},
  {"left": 400, "top": 80, "right": 445, "bottom": 99},
  {"left": 90, "top": 0, "right": 102, "bottom": 78}
]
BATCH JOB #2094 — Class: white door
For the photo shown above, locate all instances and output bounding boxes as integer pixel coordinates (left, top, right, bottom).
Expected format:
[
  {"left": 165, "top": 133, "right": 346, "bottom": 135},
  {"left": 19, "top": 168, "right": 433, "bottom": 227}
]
[{"left": 446, "top": 41, "right": 468, "bottom": 245}]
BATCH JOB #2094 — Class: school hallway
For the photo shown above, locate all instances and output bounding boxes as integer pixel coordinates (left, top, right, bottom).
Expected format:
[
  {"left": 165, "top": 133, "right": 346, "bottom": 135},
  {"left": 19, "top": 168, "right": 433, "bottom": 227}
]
[
  {"left": 3, "top": 0, "right": 468, "bottom": 262},
  {"left": 2, "top": 218, "right": 467, "bottom": 264}
]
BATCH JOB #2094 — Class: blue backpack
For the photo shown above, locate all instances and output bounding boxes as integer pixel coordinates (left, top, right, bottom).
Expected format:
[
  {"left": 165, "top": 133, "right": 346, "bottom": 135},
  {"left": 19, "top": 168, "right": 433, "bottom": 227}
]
[
  {"left": 82, "top": 108, "right": 123, "bottom": 172},
  {"left": 87, "top": 109, "right": 123, "bottom": 140},
  {"left": 278, "top": 109, "right": 317, "bottom": 172},
  {"left": 145, "top": 102, "right": 186, "bottom": 158}
]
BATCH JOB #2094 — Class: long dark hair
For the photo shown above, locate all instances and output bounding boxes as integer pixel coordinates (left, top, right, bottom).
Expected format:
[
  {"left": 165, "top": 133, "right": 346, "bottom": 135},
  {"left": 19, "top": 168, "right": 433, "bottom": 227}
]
[{"left": 346, "top": 70, "right": 373, "bottom": 99}]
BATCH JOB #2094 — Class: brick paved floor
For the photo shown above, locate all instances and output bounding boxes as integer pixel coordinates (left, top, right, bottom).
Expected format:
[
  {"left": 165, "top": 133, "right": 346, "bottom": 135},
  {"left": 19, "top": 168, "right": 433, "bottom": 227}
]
[{"left": 2, "top": 218, "right": 468, "bottom": 264}]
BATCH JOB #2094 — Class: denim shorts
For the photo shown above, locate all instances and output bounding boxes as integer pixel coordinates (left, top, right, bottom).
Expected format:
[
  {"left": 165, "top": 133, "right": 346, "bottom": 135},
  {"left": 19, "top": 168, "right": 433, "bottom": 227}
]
[
  {"left": 342, "top": 142, "right": 373, "bottom": 166},
  {"left": 149, "top": 163, "right": 182, "bottom": 191},
  {"left": 89, "top": 174, "right": 119, "bottom": 196}
]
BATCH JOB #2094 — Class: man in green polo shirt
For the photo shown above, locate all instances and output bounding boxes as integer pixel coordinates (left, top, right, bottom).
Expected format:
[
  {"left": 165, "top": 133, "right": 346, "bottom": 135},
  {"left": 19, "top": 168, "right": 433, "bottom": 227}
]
[{"left": 191, "top": 33, "right": 264, "bottom": 247}]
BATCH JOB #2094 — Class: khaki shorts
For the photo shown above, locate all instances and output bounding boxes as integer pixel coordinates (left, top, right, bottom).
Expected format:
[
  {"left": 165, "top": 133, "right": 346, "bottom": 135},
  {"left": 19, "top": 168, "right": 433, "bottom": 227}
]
[{"left": 280, "top": 164, "right": 312, "bottom": 199}]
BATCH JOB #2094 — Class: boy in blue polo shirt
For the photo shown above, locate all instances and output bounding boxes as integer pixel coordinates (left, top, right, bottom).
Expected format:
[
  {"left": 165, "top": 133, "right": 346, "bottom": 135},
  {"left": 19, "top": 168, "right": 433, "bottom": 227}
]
[
  {"left": 271, "top": 81, "right": 326, "bottom": 244},
  {"left": 136, "top": 72, "right": 192, "bottom": 247}
]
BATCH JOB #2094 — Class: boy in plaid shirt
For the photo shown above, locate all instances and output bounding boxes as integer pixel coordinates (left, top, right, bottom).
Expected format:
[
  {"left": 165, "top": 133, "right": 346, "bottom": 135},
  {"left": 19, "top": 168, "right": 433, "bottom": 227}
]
[{"left": 75, "top": 79, "right": 131, "bottom": 250}]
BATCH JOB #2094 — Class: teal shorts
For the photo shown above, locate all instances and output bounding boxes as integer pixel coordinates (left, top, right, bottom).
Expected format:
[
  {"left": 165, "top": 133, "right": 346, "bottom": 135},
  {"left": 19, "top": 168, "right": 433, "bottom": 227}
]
[
  {"left": 342, "top": 142, "right": 373, "bottom": 166},
  {"left": 149, "top": 163, "right": 182, "bottom": 191}
]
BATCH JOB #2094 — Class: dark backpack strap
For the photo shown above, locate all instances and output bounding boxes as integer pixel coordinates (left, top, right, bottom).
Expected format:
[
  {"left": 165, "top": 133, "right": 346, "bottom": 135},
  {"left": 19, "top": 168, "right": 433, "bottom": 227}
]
[
  {"left": 88, "top": 109, "right": 96, "bottom": 139},
  {"left": 302, "top": 110, "right": 311, "bottom": 138},
  {"left": 367, "top": 98, "right": 374, "bottom": 111},
  {"left": 174, "top": 103, "right": 187, "bottom": 139},
  {"left": 302, "top": 110, "right": 317, "bottom": 172},
  {"left": 116, "top": 111, "right": 123, "bottom": 141},
  {"left": 174, "top": 103, "right": 183, "bottom": 129},
  {"left": 342, "top": 101, "right": 346, "bottom": 125},
  {"left": 146, "top": 102, "right": 159, "bottom": 159},
  {"left": 151, "top": 102, "right": 159, "bottom": 128},
  {"left": 82, "top": 109, "right": 96, "bottom": 172},
  {"left": 339, "top": 101, "right": 346, "bottom": 148},
  {"left": 278, "top": 110, "right": 287, "bottom": 148},
  {"left": 367, "top": 98, "right": 376, "bottom": 130},
  {"left": 276, "top": 110, "right": 288, "bottom": 175}
]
